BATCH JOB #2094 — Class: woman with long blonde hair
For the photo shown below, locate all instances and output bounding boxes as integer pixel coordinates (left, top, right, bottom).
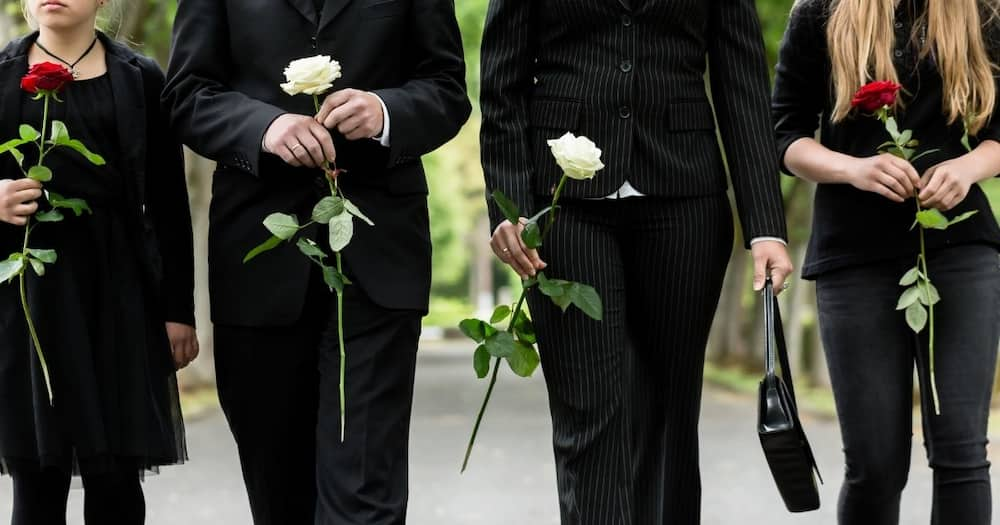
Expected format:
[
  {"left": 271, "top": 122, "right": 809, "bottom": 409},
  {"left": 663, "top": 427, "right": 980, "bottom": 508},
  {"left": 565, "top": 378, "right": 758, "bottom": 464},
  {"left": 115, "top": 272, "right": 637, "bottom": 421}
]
[{"left": 774, "top": 0, "right": 1000, "bottom": 523}]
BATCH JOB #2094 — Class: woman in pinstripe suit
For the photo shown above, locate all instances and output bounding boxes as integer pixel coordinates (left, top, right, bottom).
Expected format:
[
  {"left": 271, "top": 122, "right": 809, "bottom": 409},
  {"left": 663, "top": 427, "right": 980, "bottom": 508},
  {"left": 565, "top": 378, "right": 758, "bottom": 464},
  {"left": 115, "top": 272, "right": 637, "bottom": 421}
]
[{"left": 479, "top": 0, "right": 793, "bottom": 523}]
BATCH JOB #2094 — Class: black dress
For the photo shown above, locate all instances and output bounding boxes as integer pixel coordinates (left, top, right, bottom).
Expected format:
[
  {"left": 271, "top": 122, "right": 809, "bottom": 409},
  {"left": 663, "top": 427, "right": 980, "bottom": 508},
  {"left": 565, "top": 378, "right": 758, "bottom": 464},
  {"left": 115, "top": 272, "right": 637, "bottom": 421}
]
[{"left": 0, "top": 73, "right": 186, "bottom": 475}]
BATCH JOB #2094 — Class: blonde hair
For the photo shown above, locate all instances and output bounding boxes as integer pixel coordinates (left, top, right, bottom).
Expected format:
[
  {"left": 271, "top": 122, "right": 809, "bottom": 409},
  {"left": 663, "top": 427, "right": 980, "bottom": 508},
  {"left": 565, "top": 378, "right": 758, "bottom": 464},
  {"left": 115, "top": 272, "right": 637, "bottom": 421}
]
[{"left": 827, "top": 0, "right": 1000, "bottom": 134}]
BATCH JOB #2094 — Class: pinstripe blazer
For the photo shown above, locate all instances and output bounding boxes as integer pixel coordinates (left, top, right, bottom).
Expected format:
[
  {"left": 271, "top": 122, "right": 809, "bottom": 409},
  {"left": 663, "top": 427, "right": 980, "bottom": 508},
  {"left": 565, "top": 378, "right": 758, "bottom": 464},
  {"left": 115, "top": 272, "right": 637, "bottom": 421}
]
[{"left": 480, "top": 0, "right": 788, "bottom": 246}]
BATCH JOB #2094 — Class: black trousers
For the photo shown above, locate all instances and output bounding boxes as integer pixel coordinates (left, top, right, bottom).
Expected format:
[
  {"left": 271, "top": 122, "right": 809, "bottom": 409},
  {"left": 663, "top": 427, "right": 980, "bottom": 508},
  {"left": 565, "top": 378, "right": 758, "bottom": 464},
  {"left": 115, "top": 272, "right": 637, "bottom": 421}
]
[
  {"left": 527, "top": 194, "right": 733, "bottom": 525},
  {"left": 215, "top": 274, "right": 422, "bottom": 525},
  {"left": 9, "top": 465, "right": 144, "bottom": 525},
  {"left": 816, "top": 244, "right": 999, "bottom": 525}
]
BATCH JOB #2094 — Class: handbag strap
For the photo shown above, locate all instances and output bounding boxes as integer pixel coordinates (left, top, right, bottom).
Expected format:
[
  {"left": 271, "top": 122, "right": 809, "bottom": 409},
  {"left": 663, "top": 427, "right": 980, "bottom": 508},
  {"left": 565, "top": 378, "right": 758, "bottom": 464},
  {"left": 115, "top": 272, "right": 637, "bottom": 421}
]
[{"left": 764, "top": 278, "right": 797, "bottom": 401}]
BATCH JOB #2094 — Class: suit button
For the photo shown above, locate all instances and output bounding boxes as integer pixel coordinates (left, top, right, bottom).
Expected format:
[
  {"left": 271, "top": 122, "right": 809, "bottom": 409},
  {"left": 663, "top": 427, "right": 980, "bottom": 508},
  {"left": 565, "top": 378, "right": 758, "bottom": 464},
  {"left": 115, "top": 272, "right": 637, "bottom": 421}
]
[
  {"left": 619, "top": 106, "right": 631, "bottom": 119},
  {"left": 621, "top": 14, "right": 632, "bottom": 26},
  {"left": 620, "top": 60, "right": 633, "bottom": 73}
]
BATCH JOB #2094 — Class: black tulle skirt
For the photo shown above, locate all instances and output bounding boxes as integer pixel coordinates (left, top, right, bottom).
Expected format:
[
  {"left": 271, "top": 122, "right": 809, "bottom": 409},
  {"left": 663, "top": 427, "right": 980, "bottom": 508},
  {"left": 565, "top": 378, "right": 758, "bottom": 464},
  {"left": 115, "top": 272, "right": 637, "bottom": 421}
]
[{"left": 0, "top": 205, "right": 186, "bottom": 476}]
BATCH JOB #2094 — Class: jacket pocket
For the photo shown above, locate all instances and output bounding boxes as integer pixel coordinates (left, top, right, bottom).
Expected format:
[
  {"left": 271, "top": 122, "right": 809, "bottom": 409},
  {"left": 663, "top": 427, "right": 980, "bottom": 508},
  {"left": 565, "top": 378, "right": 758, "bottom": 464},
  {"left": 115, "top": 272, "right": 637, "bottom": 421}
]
[
  {"left": 666, "top": 101, "right": 716, "bottom": 131},
  {"left": 529, "top": 97, "right": 582, "bottom": 131}
]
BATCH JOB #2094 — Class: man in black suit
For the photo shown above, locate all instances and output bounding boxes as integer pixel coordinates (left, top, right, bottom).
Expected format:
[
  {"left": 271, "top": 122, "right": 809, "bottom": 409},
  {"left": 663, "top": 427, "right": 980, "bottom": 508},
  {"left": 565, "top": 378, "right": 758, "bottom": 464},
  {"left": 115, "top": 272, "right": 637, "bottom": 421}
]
[
  {"left": 480, "top": 0, "right": 792, "bottom": 523},
  {"left": 162, "top": 1, "right": 470, "bottom": 523}
]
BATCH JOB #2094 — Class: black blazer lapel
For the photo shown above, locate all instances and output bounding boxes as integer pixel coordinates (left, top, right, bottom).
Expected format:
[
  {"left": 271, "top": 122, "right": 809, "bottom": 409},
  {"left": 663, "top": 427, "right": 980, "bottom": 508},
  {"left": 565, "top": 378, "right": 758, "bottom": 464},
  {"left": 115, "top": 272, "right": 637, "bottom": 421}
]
[
  {"left": 287, "top": 0, "right": 319, "bottom": 25},
  {"left": 318, "top": 0, "right": 352, "bottom": 32},
  {"left": 619, "top": 0, "right": 632, "bottom": 10}
]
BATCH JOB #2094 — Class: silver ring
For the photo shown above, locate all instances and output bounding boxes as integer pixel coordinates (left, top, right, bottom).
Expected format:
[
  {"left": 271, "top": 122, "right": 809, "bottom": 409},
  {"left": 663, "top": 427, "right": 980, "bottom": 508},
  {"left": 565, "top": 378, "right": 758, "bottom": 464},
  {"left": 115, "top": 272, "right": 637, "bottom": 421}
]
[
  {"left": 501, "top": 247, "right": 510, "bottom": 254},
  {"left": 781, "top": 282, "right": 791, "bottom": 291},
  {"left": 290, "top": 143, "right": 304, "bottom": 152}
]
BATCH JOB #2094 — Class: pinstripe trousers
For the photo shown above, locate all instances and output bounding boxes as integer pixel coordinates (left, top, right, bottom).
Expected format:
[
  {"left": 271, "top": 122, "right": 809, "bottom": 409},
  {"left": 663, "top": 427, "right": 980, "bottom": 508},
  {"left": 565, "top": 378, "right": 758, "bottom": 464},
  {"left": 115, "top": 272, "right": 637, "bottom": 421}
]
[{"left": 527, "top": 193, "right": 734, "bottom": 525}]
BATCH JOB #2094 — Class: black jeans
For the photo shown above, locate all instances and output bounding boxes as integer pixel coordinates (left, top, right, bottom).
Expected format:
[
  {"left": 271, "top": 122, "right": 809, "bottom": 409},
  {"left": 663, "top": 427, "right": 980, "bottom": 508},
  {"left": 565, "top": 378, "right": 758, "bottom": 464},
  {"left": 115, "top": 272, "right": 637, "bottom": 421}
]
[
  {"left": 816, "top": 244, "right": 1000, "bottom": 525},
  {"left": 10, "top": 465, "right": 144, "bottom": 525}
]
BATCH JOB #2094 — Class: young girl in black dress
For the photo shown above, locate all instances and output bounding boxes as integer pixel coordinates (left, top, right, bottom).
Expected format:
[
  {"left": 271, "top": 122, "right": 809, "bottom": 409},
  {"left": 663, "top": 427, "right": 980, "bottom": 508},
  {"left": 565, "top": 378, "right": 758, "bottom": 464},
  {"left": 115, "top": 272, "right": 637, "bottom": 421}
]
[
  {"left": 774, "top": 0, "right": 1000, "bottom": 523},
  {"left": 0, "top": 1, "right": 197, "bottom": 523}
]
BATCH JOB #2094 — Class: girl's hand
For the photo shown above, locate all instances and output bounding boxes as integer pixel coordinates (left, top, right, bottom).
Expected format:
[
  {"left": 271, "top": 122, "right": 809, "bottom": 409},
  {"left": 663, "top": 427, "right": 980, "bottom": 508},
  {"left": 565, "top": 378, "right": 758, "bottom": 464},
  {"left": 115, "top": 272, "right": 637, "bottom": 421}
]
[
  {"left": 842, "top": 153, "right": 921, "bottom": 203},
  {"left": 166, "top": 322, "right": 199, "bottom": 370},
  {"left": 0, "top": 178, "right": 43, "bottom": 226},
  {"left": 919, "top": 159, "right": 976, "bottom": 211}
]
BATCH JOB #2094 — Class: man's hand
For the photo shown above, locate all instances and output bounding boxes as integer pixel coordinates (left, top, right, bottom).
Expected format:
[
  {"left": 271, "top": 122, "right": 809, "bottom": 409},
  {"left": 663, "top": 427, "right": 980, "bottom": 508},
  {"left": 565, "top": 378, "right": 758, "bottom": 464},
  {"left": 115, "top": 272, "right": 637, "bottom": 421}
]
[
  {"left": 751, "top": 240, "right": 794, "bottom": 294},
  {"left": 166, "top": 322, "right": 199, "bottom": 370},
  {"left": 263, "top": 113, "right": 336, "bottom": 168},
  {"left": 315, "top": 89, "right": 385, "bottom": 141}
]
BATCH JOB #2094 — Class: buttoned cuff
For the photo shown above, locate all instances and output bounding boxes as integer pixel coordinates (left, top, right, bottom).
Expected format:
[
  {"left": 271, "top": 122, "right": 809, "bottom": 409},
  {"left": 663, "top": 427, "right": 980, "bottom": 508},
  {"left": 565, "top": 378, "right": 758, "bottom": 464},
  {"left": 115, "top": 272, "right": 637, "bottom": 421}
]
[{"left": 371, "top": 93, "right": 391, "bottom": 148}]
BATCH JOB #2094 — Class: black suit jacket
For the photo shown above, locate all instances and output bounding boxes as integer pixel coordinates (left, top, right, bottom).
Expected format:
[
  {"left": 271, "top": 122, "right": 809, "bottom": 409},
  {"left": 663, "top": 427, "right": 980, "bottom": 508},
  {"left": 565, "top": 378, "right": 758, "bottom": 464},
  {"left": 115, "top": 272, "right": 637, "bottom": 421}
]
[
  {"left": 0, "top": 32, "right": 195, "bottom": 326},
  {"left": 163, "top": 0, "right": 470, "bottom": 326},
  {"left": 480, "top": 0, "right": 788, "bottom": 245}
]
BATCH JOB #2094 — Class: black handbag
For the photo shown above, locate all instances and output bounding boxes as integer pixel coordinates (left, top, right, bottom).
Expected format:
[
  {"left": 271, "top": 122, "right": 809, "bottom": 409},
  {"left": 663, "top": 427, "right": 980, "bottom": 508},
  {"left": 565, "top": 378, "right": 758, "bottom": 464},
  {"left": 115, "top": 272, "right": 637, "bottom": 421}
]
[{"left": 757, "top": 279, "right": 823, "bottom": 513}]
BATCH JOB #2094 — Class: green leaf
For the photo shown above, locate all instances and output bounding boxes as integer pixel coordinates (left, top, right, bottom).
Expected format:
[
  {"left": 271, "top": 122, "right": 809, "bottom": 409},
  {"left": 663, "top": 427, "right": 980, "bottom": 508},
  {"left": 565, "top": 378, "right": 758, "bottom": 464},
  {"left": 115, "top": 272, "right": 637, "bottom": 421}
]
[
  {"left": 877, "top": 140, "right": 896, "bottom": 151},
  {"left": 459, "top": 318, "right": 488, "bottom": 343},
  {"left": 328, "top": 213, "right": 354, "bottom": 252},
  {"left": 506, "top": 340, "right": 540, "bottom": 377},
  {"left": 916, "top": 209, "right": 950, "bottom": 230},
  {"left": 899, "top": 147, "right": 915, "bottom": 160},
  {"left": 243, "top": 235, "right": 283, "bottom": 263},
  {"left": 899, "top": 266, "right": 920, "bottom": 286},
  {"left": 296, "top": 237, "right": 326, "bottom": 259},
  {"left": 0, "top": 138, "right": 27, "bottom": 156},
  {"left": 521, "top": 222, "right": 542, "bottom": 249},
  {"left": 550, "top": 290, "right": 573, "bottom": 312},
  {"left": 47, "top": 192, "right": 90, "bottom": 216},
  {"left": 27, "top": 165, "right": 52, "bottom": 182},
  {"left": 35, "top": 209, "right": 64, "bottom": 223},
  {"left": 905, "top": 302, "right": 928, "bottom": 333},
  {"left": 49, "top": 120, "right": 69, "bottom": 144},
  {"left": 949, "top": 210, "right": 978, "bottom": 227},
  {"left": 484, "top": 331, "right": 516, "bottom": 358},
  {"left": 57, "top": 139, "right": 105, "bottom": 166},
  {"left": 905, "top": 139, "right": 920, "bottom": 148},
  {"left": 569, "top": 283, "right": 603, "bottom": 321},
  {"left": 19, "top": 124, "right": 40, "bottom": 142},
  {"left": 910, "top": 148, "right": 940, "bottom": 163},
  {"left": 886, "top": 117, "right": 901, "bottom": 141},
  {"left": 263, "top": 213, "right": 300, "bottom": 240},
  {"left": 917, "top": 282, "right": 941, "bottom": 306},
  {"left": 473, "top": 345, "right": 491, "bottom": 379},
  {"left": 526, "top": 206, "right": 555, "bottom": 226},
  {"left": 961, "top": 132, "right": 972, "bottom": 152},
  {"left": 513, "top": 310, "right": 536, "bottom": 344},
  {"left": 492, "top": 190, "right": 521, "bottom": 225},
  {"left": 897, "top": 129, "right": 912, "bottom": 146},
  {"left": 8, "top": 147, "right": 23, "bottom": 167},
  {"left": 897, "top": 285, "right": 922, "bottom": 310},
  {"left": 537, "top": 272, "right": 564, "bottom": 297},
  {"left": 28, "top": 257, "right": 44, "bottom": 276},
  {"left": 311, "top": 196, "right": 345, "bottom": 223},
  {"left": 322, "top": 264, "right": 345, "bottom": 294},
  {"left": 490, "top": 305, "right": 512, "bottom": 324},
  {"left": 27, "top": 248, "right": 56, "bottom": 264},
  {"left": 344, "top": 199, "right": 374, "bottom": 226},
  {"left": 0, "top": 256, "right": 24, "bottom": 283}
]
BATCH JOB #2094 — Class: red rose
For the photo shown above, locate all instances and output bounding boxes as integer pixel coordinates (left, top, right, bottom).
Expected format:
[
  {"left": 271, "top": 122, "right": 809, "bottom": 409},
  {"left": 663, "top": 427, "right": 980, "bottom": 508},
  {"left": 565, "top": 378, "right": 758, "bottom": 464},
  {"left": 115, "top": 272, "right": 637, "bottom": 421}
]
[
  {"left": 851, "top": 81, "right": 901, "bottom": 113},
  {"left": 20, "top": 62, "right": 74, "bottom": 94}
]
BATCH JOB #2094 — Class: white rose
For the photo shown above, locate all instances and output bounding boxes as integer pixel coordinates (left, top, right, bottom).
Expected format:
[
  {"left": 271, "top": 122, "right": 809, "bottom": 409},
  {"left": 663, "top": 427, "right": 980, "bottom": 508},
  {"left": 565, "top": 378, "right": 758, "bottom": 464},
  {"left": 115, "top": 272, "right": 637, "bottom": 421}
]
[
  {"left": 546, "top": 132, "right": 605, "bottom": 180},
  {"left": 280, "top": 55, "right": 342, "bottom": 96}
]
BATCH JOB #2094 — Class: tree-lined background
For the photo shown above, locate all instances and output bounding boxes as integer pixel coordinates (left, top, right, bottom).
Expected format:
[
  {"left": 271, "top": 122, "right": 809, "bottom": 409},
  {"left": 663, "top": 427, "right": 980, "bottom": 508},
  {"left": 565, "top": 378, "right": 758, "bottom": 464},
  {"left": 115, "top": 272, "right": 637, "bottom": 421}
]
[{"left": 0, "top": 0, "right": 997, "bottom": 404}]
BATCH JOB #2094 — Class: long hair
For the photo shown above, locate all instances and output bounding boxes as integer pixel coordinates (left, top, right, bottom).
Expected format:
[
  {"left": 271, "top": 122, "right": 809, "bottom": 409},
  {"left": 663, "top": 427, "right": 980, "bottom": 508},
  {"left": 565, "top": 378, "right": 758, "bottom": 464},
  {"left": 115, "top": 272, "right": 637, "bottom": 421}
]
[
  {"left": 22, "top": 1, "right": 125, "bottom": 37},
  {"left": 827, "top": 0, "right": 1000, "bottom": 134}
]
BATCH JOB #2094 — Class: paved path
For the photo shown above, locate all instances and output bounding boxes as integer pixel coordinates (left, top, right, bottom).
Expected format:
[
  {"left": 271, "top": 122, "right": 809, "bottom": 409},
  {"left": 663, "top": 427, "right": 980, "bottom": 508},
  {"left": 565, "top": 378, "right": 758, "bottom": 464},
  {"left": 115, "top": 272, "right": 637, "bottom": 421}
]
[{"left": 1, "top": 344, "right": 996, "bottom": 524}]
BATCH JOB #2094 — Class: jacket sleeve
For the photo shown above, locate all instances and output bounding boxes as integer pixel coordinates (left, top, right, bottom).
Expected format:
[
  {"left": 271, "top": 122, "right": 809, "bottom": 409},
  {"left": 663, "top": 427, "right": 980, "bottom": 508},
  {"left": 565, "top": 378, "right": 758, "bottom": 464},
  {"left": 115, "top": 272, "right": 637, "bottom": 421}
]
[
  {"left": 479, "top": 0, "right": 537, "bottom": 231},
  {"left": 371, "top": 0, "right": 471, "bottom": 168},
  {"left": 147, "top": 62, "right": 196, "bottom": 326},
  {"left": 708, "top": 0, "right": 789, "bottom": 246},
  {"left": 771, "top": 0, "right": 829, "bottom": 174},
  {"left": 161, "top": 0, "right": 285, "bottom": 177}
]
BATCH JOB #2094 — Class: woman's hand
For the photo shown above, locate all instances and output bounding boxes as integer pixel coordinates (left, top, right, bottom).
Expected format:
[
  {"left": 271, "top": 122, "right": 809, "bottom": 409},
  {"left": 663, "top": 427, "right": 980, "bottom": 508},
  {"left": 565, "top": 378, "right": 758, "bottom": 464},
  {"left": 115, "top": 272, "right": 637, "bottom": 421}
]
[
  {"left": 0, "top": 178, "right": 42, "bottom": 226},
  {"left": 918, "top": 158, "right": 977, "bottom": 211},
  {"left": 842, "top": 153, "right": 921, "bottom": 203},
  {"left": 490, "top": 218, "right": 546, "bottom": 279},
  {"left": 166, "top": 322, "right": 199, "bottom": 370}
]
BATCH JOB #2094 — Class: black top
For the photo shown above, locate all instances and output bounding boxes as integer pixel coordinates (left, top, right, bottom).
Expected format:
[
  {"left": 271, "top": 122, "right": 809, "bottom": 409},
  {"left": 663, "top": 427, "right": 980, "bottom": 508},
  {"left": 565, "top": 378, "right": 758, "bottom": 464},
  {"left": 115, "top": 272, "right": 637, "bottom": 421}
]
[{"left": 773, "top": 0, "right": 1000, "bottom": 279}]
